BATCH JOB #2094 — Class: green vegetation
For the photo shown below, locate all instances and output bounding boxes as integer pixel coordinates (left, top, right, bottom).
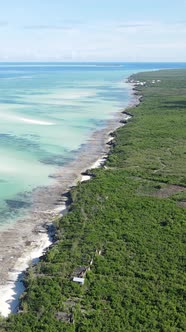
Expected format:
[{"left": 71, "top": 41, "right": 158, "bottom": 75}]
[{"left": 1, "top": 69, "right": 186, "bottom": 331}]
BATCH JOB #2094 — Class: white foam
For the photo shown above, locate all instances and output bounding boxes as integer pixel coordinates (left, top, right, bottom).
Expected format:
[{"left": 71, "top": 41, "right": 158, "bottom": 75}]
[
  {"left": 0, "top": 76, "right": 33, "bottom": 80},
  {"left": 0, "top": 164, "right": 18, "bottom": 173},
  {"left": 18, "top": 117, "right": 55, "bottom": 125},
  {"left": 0, "top": 112, "right": 55, "bottom": 126}
]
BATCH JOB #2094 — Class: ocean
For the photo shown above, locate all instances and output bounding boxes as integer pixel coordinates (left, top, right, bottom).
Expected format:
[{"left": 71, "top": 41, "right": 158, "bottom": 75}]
[
  {"left": 0, "top": 62, "right": 132, "bottom": 225},
  {"left": 1, "top": 62, "right": 186, "bottom": 227}
]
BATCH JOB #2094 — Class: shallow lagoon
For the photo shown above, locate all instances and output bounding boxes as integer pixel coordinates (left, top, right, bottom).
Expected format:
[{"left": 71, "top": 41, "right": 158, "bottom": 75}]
[
  {"left": 0, "top": 63, "right": 132, "bottom": 225},
  {"left": 0, "top": 62, "right": 186, "bottom": 225}
]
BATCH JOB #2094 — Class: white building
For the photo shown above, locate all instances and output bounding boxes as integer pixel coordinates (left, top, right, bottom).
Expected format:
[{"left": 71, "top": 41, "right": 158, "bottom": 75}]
[{"left": 73, "top": 277, "right": 85, "bottom": 285}]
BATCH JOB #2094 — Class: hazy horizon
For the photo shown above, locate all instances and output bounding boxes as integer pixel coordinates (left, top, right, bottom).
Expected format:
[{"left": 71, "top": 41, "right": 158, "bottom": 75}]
[{"left": 0, "top": 1, "right": 186, "bottom": 62}]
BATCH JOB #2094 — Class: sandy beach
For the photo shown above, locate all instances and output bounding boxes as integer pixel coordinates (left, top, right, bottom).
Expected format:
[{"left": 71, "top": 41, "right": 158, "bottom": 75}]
[{"left": 0, "top": 85, "right": 135, "bottom": 317}]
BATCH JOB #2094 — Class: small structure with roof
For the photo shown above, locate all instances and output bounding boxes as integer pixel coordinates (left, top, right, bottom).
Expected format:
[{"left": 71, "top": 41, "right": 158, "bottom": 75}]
[
  {"left": 72, "top": 266, "right": 88, "bottom": 278},
  {"left": 73, "top": 277, "right": 85, "bottom": 285}
]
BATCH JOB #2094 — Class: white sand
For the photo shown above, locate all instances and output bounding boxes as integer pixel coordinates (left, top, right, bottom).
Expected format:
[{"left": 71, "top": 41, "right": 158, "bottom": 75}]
[
  {"left": 81, "top": 156, "right": 106, "bottom": 183},
  {"left": 0, "top": 232, "right": 52, "bottom": 317},
  {"left": 80, "top": 137, "right": 112, "bottom": 182},
  {"left": 90, "top": 155, "right": 107, "bottom": 169},
  {"left": 52, "top": 204, "right": 67, "bottom": 215},
  {"left": 81, "top": 174, "right": 91, "bottom": 182},
  {"left": 81, "top": 140, "right": 110, "bottom": 182}
]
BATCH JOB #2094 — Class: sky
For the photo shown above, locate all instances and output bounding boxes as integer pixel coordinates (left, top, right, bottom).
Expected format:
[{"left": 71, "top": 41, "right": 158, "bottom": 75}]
[{"left": 0, "top": 0, "right": 186, "bottom": 62}]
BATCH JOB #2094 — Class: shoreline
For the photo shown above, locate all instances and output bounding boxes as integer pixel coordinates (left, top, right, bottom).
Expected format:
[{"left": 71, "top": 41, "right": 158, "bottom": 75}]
[{"left": 0, "top": 81, "right": 137, "bottom": 318}]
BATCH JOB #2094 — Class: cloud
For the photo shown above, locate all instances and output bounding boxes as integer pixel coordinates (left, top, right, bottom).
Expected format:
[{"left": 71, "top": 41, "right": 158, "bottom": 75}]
[
  {"left": 1, "top": 19, "right": 185, "bottom": 62},
  {"left": 116, "top": 23, "right": 151, "bottom": 28},
  {"left": 24, "top": 24, "right": 75, "bottom": 31},
  {"left": 174, "top": 20, "right": 186, "bottom": 25},
  {"left": 0, "top": 21, "right": 8, "bottom": 27},
  {"left": 23, "top": 19, "right": 85, "bottom": 31},
  {"left": 58, "top": 19, "right": 85, "bottom": 26}
]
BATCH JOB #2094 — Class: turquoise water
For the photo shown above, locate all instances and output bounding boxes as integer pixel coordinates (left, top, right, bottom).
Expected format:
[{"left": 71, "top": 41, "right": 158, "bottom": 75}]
[{"left": 0, "top": 62, "right": 186, "bottom": 224}]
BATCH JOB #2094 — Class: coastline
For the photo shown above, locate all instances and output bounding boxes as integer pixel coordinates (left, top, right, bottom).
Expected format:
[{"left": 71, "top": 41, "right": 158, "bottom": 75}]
[{"left": 0, "top": 81, "right": 136, "bottom": 318}]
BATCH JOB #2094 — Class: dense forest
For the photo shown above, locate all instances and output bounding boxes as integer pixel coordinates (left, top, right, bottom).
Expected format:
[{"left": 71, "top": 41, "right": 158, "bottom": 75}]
[{"left": 0, "top": 69, "right": 186, "bottom": 331}]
